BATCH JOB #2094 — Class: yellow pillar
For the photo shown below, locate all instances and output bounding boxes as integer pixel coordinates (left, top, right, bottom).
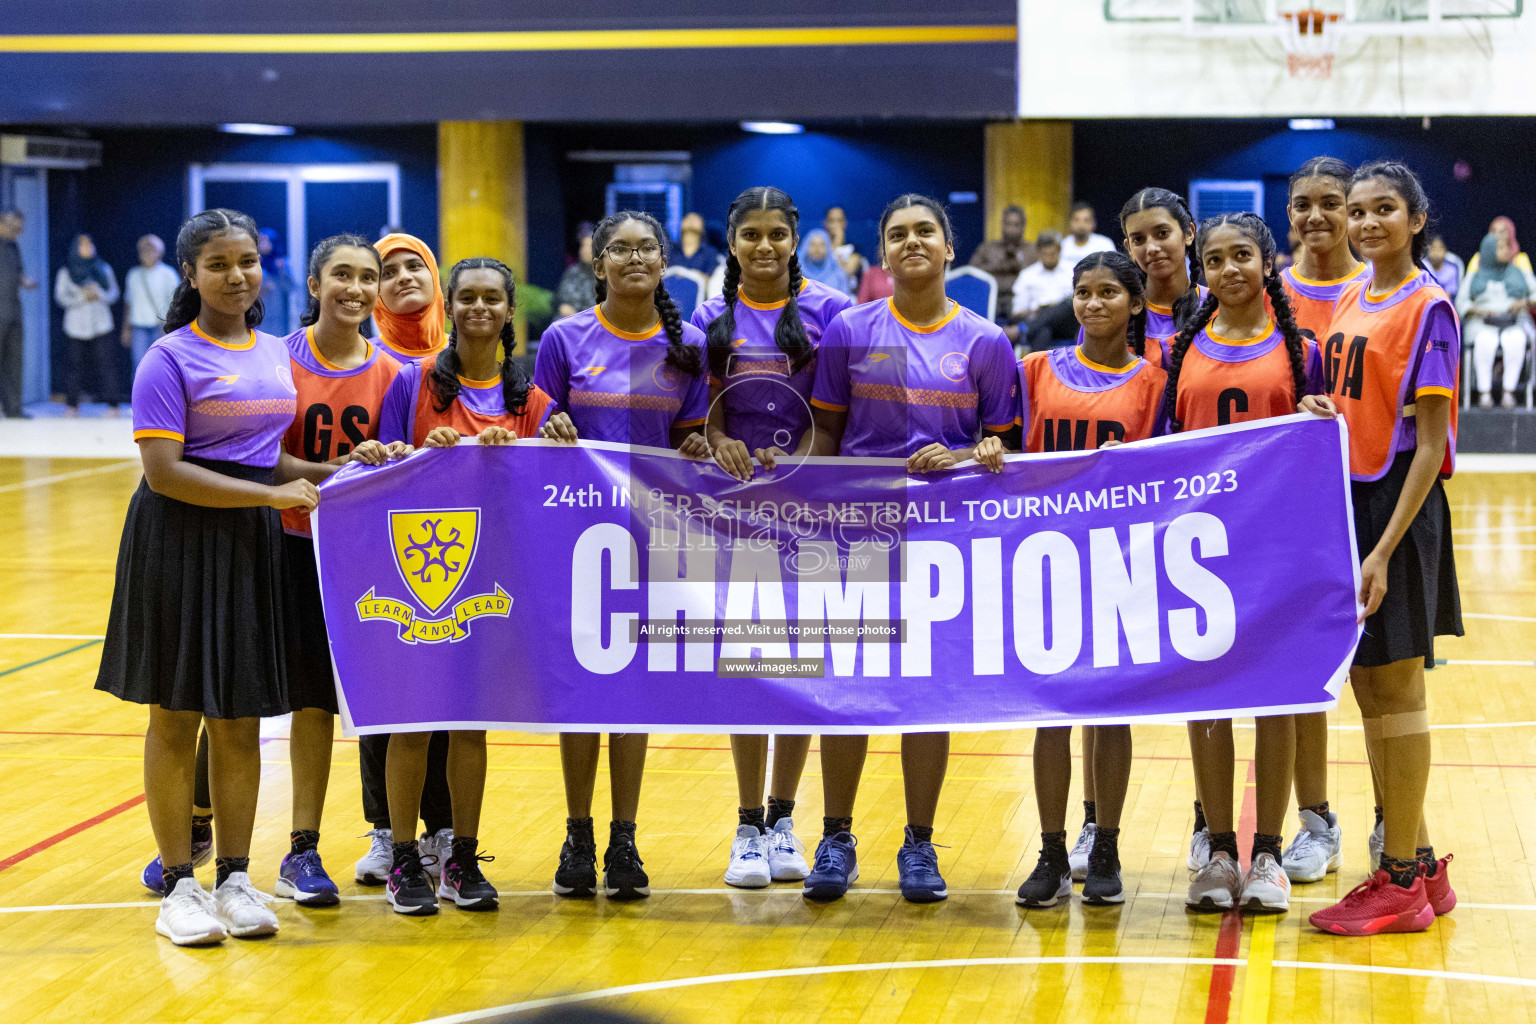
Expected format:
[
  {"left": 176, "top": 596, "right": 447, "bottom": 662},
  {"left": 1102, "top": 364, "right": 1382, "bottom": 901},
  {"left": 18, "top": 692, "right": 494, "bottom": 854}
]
[
  {"left": 984, "top": 120, "right": 1073, "bottom": 242},
  {"left": 438, "top": 121, "right": 528, "bottom": 351}
]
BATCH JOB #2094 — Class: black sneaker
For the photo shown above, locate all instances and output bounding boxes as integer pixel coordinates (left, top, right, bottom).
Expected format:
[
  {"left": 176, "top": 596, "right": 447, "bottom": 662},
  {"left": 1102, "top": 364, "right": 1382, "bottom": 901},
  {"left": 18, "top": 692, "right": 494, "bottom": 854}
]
[
  {"left": 603, "top": 833, "right": 651, "bottom": 901},
  {"left": 1016, "top": 844, "right": 1073, "bottom": 908},
  {"left": 553, "top": 829, "right": 598, "bottom": 897},
  {"left": 386, "top": 848, "right": 439, "bottom": 916},
  {"left": 1081, "top": 832, "right": 1125, "bottom": 905},
  {"left": 438, "top": 851, "right": 498, "bottom": 911}
]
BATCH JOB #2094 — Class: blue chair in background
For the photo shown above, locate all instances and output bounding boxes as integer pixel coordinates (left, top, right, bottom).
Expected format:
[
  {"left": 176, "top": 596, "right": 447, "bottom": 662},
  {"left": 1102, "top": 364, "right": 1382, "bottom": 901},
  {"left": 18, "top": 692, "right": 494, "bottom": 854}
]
[
  {"left": 662, "top": 267, "right": 708, "bottom": 320},
  {"left": 944, "top": 266, "right": 998, "bottom": 322}
]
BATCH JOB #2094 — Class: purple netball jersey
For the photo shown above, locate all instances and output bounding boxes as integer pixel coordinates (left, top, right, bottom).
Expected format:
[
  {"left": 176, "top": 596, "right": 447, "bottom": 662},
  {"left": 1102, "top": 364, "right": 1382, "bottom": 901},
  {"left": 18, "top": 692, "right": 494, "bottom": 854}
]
[
  {"left": 810, "top": 299, "right": 1018, "bottom": 458},
  {"left": 132, "top": 322, "right": 298, "bottom": 467},
  {"left": 691, "top": 278, "right": 853, "bottom": 453},
  {"left": 534, "top": 305, "right": 709, "bottom": 449}
]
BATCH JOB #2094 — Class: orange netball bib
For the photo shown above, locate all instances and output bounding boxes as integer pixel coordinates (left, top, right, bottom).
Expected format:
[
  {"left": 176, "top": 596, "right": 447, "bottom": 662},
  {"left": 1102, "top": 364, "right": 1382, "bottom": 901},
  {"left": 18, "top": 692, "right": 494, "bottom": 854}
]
[
  {"left": 1174, "top": 326, "right": 1317, "bottom": 433},
  {"left": 1018, "top": 346, "right": 1166, "bottom": 453}
]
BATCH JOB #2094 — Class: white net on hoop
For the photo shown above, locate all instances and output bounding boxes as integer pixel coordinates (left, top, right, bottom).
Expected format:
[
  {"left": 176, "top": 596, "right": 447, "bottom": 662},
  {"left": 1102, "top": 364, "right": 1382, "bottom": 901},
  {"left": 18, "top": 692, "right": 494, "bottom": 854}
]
[{"left": 1280, "top": 9, "right": 1341, "bottom": 79}]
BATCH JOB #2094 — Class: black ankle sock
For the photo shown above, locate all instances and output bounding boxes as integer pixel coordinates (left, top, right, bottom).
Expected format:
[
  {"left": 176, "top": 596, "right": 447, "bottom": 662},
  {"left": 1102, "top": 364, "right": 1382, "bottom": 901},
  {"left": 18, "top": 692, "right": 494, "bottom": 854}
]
[
  {"left": 566, "top": 816, "right": 594, "bottom": 837},
  {"left": 214, "top": 856, "right": 249, "bottom": 888},
  {"left": 1209, "top": 831, "right": 1240, "bottom": 860},
  {"left": 739, "top": 806, "right": 766, "bottom": 832},
  {"left": 1041, "top": 829, "right": 1068, "bottom": 851},
  {"left": 289, "top": 829, "right": 320, "bottom": 855},
  {"left": 823, "top": 815, "right": 853, "bottom": 838},
  {"left": 1193, "top": 800, "right": 1207, "bottom": 833},
  {"left": 1416, "top": 846, "right": 1438, "bottom": 876},
  {"left": 1302, "top": 801, "right": 1330, "bottom": 819},
  {"left": 1374, "top": 806, "right": 1384, "bottom": 827},
  {"left": 161, "top": 861, "right": 195, "bottom": 894},
  {"left": 1083, "top": 800, "right": 1097, "bottom": 826},
  {"left": 766, "top": 796, "right": 796, "bottom": 828},
  {"left": 609, "top": 819, "right": 637, "bottom": 846},
  {"left": 190, "top": 813, "right": 213, "bottom": 842},
  {"left": 391, "top": 839, "right": 419, "bottom": 869},
  {"left": 907, "top": 824, "right": 934, "bottom": 845},
  {"left": 1383, "top": 855, "right": 1419, "bottom": 888},
  {"left": 450, "top": 835, "right": 479, "bottom": 865},
  {"left": 1095, "top": 825, "right": 1121, "bottom": 844},
  {"left": 1252, "top": 832, "right": 1283, "bottom": 863}
]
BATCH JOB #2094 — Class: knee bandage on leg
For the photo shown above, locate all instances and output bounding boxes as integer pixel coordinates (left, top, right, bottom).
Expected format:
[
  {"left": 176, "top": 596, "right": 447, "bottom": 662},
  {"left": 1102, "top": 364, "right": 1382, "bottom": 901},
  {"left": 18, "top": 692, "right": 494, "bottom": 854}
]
[{"left": 1378, "top": 710, "right": 1430, "bottom": 738}]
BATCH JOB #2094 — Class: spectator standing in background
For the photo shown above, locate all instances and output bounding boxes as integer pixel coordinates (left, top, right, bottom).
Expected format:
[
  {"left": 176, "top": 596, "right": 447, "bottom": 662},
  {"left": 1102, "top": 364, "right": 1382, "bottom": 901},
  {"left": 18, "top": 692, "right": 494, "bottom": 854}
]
[
  {"left": 1426, "top": 235, "right": 1464, "bottom": 301},
  {"left": 54, "top": 233, "right": 121, "bottom": 416},
  {"left": 0, "top": 209, "right": 38, "bottom": 418},
  {"left": 1008, "top": 230, "right": 1074, "bottom": 346},
  {"left": 555, "top": 222, "right": 598, "bottom": 318},
  {"left": 799, "top": 228, "right": 853, "bottom": 297},
  {"left": 121, "top": 234, "right": 179, "bottom": 371},
  {"left": 968, "top": 204, "right": 1037, "bottom": 321},
  {"left": 257, "top": 228, "right": 297, "bottom": 336},
  {"left": 824, "top": 205, "right": 865, "bottom": 291},
  {"left": 672, "top": 212, "right": 722, "bottom": 275},
  {"left": 1059, "top": 202, "right": 1117, "bottom": 267},
  {"left": 1458, "top": 231, "right": 1532, "bottom": 408}
]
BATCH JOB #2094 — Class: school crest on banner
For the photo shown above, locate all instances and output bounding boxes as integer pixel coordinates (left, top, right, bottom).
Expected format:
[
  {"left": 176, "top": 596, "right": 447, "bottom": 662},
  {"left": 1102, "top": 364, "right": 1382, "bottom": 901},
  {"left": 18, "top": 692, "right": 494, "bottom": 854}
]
[{"left": 355, "top": 507, "right": 511, "bottom": 644}]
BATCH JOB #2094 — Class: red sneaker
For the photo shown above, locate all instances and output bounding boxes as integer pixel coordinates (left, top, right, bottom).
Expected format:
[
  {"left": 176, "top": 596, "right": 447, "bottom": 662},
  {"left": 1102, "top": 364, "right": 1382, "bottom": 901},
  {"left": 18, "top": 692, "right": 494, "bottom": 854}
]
[
  {"left": 1309, "top": 869, "right": 1434, "bottom": 936},
  {"left": 1424, "top": 854, "right": 1455, "bottom": 916}
]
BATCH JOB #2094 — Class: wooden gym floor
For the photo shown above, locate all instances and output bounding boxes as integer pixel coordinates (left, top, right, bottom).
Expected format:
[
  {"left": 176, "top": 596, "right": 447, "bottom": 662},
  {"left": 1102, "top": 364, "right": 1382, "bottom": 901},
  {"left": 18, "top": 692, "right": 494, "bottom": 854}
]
[{"left": 0, "top": 455, "right": 1531, "bottom": 1024}]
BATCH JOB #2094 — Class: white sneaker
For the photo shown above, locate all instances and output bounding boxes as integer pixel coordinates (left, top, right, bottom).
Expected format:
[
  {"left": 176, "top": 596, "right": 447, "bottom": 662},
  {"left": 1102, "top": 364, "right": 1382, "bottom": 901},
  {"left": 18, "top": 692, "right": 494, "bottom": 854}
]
[
  {"left": 1281, "top": 809, "right": 1342, "bottom": 883},
  {"left": 1187, "top": 851, "right": 1243, "bottom": 911},
  {"left": 355, "top": 827, "right": 393, "bottom": 885},
  {"left": 421, "top": 827, "right": 454, "bottom": 884},
  {"left": 766, "top": 818, "right": 809, "bottom": 881},
  {"left": 155, "top": 877, "right": 227, "bottom": 946},
  {"left": 1242, "top": 852, "right": 1291, "bottom": 912},
  {"left": 724, "top": 824, "right": 772, "bottom": 888},
  {"left": 213, "top": 871, "right": 279, "bottom": 938},
  {"left": 1368, "top": 819, "right": 1384, "bottom": 873},
  {"left": 1187, "top": 828, "right": 1212, "bottom": 871},
  {"left": 1068, "top": 823, "right": 1096, "bottom": 882}
]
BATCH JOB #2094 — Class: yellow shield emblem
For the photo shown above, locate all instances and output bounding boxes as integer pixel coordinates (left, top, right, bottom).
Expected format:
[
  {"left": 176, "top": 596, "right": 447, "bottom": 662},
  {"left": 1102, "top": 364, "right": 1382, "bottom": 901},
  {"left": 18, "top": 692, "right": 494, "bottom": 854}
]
[{"left": 390, "top": 508, "right": 480, "bottom": 615}]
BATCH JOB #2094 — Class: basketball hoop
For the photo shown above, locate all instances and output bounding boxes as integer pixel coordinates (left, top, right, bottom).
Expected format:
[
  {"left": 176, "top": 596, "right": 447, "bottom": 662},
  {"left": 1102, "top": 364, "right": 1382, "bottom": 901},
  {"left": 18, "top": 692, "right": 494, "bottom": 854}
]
[{"left": 1280, "top": 9, "right": 1340, "bottom": 80}]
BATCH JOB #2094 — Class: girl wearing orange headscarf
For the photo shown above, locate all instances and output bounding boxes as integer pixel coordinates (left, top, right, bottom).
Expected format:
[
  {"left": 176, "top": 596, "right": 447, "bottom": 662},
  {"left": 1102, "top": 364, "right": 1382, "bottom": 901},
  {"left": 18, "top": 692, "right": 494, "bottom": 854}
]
[{"left": 373, "top": 233, "right": 448, "bottom": 362}]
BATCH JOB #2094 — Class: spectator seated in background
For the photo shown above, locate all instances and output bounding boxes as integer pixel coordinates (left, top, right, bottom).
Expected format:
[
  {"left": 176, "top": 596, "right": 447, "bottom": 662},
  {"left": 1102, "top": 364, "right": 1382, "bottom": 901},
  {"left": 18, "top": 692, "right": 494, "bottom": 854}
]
[
  {"left": 1059, "top": 201, "right": 1117, "bottom": 268},
  {"left": 1459, "top": 231, "right": 1532, "bottom": 408},
  {"left": 672, "top": 212, "right": 723, "bottom": 276},
  {"left": 968, "top": 204, "right": 1037, "bottom": 322},
  {"left": 799, "top": 228, "right": 853, "bottom": 297},
  {"left": 1466, "top": 215, "right": 1536, "bottom": 294},
  {"left": 1426, "top": 235, "right": 1464, "bottom": 301},
  {"left": 555, "top": 222, "right": 597, "bottom": 319},
  {"left": 1007, "top": 230, "right": 1074, "bottom": 347},
  {"left": 122, "top": 233, "right": 179, "bottom": 371}
]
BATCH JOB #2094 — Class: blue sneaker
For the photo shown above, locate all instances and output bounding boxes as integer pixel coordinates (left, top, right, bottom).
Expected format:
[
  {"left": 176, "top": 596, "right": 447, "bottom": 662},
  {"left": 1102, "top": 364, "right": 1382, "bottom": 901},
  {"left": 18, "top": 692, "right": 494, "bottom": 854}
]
[
  {"left": 140, "top": 820, "right": 214, "bottom": 895},
  {"left": 897, "top": 827, "right": 948, "bottom": 903},
  {"left": 275, "top": 848, "right": 341, "bottom": 907},
  {"left": 803, "top": 832, "right": 859, "bottom": 902}
]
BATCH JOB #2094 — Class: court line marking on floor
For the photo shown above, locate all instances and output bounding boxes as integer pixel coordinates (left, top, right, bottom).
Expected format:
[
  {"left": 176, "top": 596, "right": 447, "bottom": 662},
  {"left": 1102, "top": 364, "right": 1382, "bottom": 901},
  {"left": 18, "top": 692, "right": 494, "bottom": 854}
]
[
  {"left": 0, "top": 633, "right": 106, "bottom": 640},
  {"left": 1237, "top": 916, "right": 1276, "bottom": 1024},
  {"left": 1455, "top": 544, "right": 1536, "bottom": 551},
  {"left": 408, "top": 954, "right": 1536, "bottom": 1021},
  {"left": 0, "top": 639, "right": 104, "bottom": 678},
  {"left": 0, "top": 460, "right": 138, "bottom": 494},
  {"left": 0, "top": 793, "right": 144, "bottom": 874},
  {"left": 1453, "top": 524, "right": 1536, "bottom": 534},
  {"left": 1462, "top": 612, "right": 1536, "bottom": 623}
]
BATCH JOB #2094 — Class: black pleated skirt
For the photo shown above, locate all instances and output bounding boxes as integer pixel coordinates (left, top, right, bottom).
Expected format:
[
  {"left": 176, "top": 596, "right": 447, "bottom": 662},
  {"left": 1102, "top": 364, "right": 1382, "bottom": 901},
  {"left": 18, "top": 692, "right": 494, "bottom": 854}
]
[
  {"left": 283, "top": 533, "right": 339, "bottom": 714},
  {"left": 1351, "top": 449, "right": 1464, "bottom": 669},
  {"left": 95, "top": 457, "right": 291, "bottom": 719}
]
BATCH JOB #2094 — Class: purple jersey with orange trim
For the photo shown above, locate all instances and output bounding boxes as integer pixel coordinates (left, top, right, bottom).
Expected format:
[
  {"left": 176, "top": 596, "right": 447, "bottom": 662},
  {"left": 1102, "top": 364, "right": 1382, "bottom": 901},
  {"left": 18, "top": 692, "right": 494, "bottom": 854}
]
[
  {"left": 533, "top": 306, "right": 709, "bottom": 448},
  {"left": 810, "top": 298, "right": 1018, "bottom": 458},
  {"left": 281, "top": 327, "right": 402, "bottom": 536},
  {"left": 378, "top": 356, "right": 555, "bottom": 448},
  {"left": 1018, "top": 345, "right": 1167, "bottom": 453},
  {"left": 1168, "top": 324, "right": 1322, "bottom": 434},
  {"left": 131, "top": 323, "right": 297, "bottom": 467},
  {"left": 1279, "top": 264, "right": 1370, "bottom": 341},
  {"left": 691, "top": 278, "right": 852, "bottom": 453}
]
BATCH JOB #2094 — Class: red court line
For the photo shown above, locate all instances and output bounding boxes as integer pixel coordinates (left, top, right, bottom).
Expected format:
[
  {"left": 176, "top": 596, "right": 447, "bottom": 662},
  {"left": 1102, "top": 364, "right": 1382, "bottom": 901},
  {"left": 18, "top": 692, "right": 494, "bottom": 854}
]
[
  {"left": 0, "top": 794, "right": 146, "bottom": 874},
  {"left": 1203, "top": 760, "right": 1259, "bottom": 1023}
]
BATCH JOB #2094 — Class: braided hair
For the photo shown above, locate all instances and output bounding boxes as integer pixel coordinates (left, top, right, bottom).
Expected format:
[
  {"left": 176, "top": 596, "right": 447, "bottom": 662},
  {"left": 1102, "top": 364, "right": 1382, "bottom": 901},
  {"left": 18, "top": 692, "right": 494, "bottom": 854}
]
[
  {"left": 1119, "top": 188, "right": 1202, "bottom": 332},
  {"left": 1161, "top": 213, "right": 1310, "bottom": 432},
  {"left": 1072, "top": 251, "right": 1149, "bottom": 358},
  {"left": 299, "top": 233, "right": 380, "bottom": 327},
  {"left": 592, "top": 211, "right": 702, "bottom": 378},
  {"left": 1349, "top": 160, "right": 1435, "bottom": 272},
  {"left": 706, "top": 187, "right": 813, "bottom": 380},
  {"left": 428, "top": 257, "right": 533, "bottom": 416},
  {"left": 163, "top": 208, "right": 265, "bottom": 334}
]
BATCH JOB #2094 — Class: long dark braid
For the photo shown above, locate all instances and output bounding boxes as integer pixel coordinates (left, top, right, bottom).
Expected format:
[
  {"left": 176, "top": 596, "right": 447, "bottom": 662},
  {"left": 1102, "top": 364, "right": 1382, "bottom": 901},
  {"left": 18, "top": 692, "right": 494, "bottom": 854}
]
[
  {"left": 428, "top": 257, "right": 532, "bottom": 415},
  {"left": 777, "top": 253, "right": 811, "bottom": 371},
  {"left": 707, "top": 251, "right": 742, "bottom": 379},
  {"left": 163, "top": 208, "right": 266, "bottom": 334},
  {"left": 1161, "top": 290, "right": 1219, "bottom": 432},
  {"left": 1264, "top": 271, "right": 1312, "bottom": 407},
  {"left": 591, "top": 210, "right": 702, "bottom": 377},
  {"left": 1119, "top": 187, "right": 1202, "bottom": 331},
  {"left": 1073, "top": 251, "right": 1148, "bottom": 358}
]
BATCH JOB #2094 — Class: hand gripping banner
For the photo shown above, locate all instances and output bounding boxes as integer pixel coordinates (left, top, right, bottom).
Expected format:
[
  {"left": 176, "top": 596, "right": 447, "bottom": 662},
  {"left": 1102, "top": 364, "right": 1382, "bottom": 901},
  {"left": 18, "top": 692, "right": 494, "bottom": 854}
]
[{"left": 312, "top": 413, "right": 1361, "bottom": 736}]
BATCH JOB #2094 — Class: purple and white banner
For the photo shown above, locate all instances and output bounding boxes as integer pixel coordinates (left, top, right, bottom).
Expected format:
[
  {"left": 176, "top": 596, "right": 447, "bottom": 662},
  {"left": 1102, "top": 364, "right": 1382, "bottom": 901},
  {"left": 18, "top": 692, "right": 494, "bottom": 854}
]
[{"left": 312, "top": 414, "right": 1361, "bottom": 735}]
